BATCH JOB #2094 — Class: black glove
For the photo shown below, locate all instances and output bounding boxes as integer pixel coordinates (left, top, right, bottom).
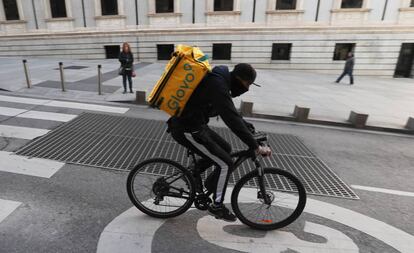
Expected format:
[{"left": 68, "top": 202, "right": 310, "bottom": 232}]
[{"left": 244, "top": 120, "right": 256, "bottom": 134}]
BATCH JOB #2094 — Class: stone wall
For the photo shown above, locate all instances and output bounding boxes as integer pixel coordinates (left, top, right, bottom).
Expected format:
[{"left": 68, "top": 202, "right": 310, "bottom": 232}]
[{"left": 0, "top": 26, "right": 413, "bottom": 77}]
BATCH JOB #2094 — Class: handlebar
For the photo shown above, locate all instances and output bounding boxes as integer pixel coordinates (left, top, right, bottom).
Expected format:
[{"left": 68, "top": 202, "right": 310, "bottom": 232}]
[
  {"left": 253, "top": 132, "right": 267, "bottom": 146},
  {"left": 229, "top": 132, "right": 268, "bottom": 159}
]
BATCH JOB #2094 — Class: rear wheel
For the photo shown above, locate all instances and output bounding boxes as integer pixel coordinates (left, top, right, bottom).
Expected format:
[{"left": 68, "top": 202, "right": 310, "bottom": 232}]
[
  {"left": 126, "top": 158, "right": 195, "bottom": 218},
  {"left": 231, "top": 168, "right": 306, "bottom": 230}
]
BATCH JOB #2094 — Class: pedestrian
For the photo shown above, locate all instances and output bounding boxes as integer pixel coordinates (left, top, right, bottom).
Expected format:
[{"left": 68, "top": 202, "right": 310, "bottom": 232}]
[
  {"left": 335, "top": 52, "right": 355, "bottom": 85},
  {"left": 119, "top": 42, "right": 134, "bottom": 93}
]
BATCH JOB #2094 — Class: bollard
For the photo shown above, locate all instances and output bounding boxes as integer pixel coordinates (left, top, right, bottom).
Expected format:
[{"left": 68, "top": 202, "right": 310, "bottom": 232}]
[
  {"left": 240, "top": 101, "right": 253, "bottom": 117},
  {"left": 293, "top": 105, "right": 310, "bottom": 122},
  {"left": 22, "top": 59, "right": 31, "bottom": 88},
  {"left": 405, "top": 117, "right": 414, "bottom": 130},
  {"left": 348, "top": 111, "right": 368, "bottom": 128},
  {"left": 59, "top": 62, "right": 66, "bottom": 92},
  {"left": 136, "top": 91, "right": 147, "bottom": 105},
  {"left": 97, "top": 64, "right": 102, "bottom": 95}
]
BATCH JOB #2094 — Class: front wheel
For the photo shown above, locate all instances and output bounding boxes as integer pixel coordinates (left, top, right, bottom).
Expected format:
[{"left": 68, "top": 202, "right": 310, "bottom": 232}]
[{"left": 231, "top": 168, "right": 306, "bottom": 230}]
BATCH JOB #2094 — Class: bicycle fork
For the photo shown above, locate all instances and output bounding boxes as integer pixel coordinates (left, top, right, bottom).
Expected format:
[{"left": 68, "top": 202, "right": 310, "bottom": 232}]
[{"left": 254, "top": 159, "right": 272, "bottom": 206}]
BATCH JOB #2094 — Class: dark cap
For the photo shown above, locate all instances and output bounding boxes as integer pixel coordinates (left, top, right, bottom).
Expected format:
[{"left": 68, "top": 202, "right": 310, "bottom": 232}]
[{"left": 232, "top": 63, "right": 257, "bottom": 84}]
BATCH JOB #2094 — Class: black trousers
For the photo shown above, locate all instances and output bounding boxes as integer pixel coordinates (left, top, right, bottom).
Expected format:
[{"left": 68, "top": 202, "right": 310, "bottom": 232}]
[
  {"left": 336, "top": 71, "right": 354, "bottom": 84},
  {"left": 170, "top": 125, "right": 232, "bottom": 204},
  {"left": 122, "top": 70, "right": 133, "bottom": 91}
]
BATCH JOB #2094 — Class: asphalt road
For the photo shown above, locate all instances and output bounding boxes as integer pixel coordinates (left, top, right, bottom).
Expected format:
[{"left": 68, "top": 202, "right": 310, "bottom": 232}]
[{"left": 0, "top": 99, "right": 413, "bottom": 253}]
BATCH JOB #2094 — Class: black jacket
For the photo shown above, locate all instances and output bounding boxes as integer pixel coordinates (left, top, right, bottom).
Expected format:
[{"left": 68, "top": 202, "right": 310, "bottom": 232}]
[
  {"left": 119, "top": 52, "right": 133, "bottom": 70},
  {"left": 168, "top": 66, "right": 259, "bottom": 150},
  {"left": 344, "top": 57, "right": 355, "bottom": 73}
]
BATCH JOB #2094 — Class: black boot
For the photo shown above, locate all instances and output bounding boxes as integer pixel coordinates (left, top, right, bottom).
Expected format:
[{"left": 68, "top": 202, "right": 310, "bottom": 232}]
[{"left": 208, "top": 203, "right": 237, "bottom": 222}]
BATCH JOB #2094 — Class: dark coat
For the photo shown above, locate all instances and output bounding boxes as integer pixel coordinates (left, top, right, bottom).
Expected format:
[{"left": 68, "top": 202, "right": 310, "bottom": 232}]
[
  {"left": 344, "top": 57, "right": 355, "bottom": 73},
  {"left": 168, "top": 66, "right": 258, "bottom": 150},
  {"left": 119, "top": 52, "right": 133, "bottom": 71}
]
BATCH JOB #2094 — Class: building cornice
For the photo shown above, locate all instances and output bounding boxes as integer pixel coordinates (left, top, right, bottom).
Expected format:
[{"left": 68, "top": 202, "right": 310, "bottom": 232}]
[
  {"left": 0, "top": 20, "right": 27, "bottom": 24},
  {"left": 330, "top": 8, "right": 372, "bottom": 13},
  {"left": 45, "top": 17, "right": 75, "bottom": 22}
]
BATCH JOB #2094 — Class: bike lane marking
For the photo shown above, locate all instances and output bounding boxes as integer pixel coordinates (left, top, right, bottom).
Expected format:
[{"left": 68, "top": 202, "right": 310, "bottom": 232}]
[
  {"left": 198, "top": 217, "right": 359, "bottom": 253},
  {"left": 96, "top": 188, "right": 414, "bottom": 253},
  {"left": 352, "top": 185, "right": 414, "bottom": 197},
  {"left": 0, "top": 199, "right": 21, "bottom": 224}
]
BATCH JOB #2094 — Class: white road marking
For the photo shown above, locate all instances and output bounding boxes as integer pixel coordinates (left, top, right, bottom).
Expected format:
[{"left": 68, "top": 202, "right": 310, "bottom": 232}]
[
  {"left": 45, "top": 101, "right": 129, "bottom": 114},
  {"left": 0, "top": 106, "right": 26, "bottom": 116},
  {"left": 0, "top": 199, "right": 21, "bottom": 224},
  {"left": 96, "top": 206, "right": 164, "bottom": 253},
  {"left": 18, "top": 111, "right": 77, "bottom": 122},
  {"left": 0, "top": 151, "right": 64, "bottom": 178},
  {"left": 0, "top": 95, "right": 48, "bottom": 105},
  {"left": 0, "top": 95, "right": 129, "bottom": 114},
  {"left": 352, "top": 185, "right": 414, "bottom": 197},
  {"left": 97, "top": 188, "right": 414, "bottom": 253},
  {"left": 198, "top": 217, "right": 358, "bottom": 252},
  {"left": 0, "top": 125, "right": 49, "bottom": 139},
  {"left": 0, "top": 106, "right": 77, "bottom": 122}
]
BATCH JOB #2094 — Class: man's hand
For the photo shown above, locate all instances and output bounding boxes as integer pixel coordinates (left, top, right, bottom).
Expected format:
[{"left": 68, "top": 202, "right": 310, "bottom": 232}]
[
  {"left": 256, "top": 146, "right": 272, "bottom": 157},
  {"left": 244, "top": 121, "right": 255, "bottom": 134}
]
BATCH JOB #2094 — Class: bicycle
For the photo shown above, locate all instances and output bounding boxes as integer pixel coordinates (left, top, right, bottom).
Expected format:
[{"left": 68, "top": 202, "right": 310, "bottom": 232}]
[{"left": 126, "top": 132, "right": 306, "bottom": 230}]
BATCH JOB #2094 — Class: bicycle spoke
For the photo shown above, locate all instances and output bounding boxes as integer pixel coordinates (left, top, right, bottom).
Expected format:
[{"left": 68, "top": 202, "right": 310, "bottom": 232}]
[
  {"left": 233, "top": 169, "right": 306, "bottom": 229},
  {"left": 127, "top": 159, "right": 195, "bottom": 218}
]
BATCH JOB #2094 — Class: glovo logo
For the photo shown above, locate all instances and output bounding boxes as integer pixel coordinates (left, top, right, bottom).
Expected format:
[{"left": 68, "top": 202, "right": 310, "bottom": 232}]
[{"left": 167, "top": 63, "right": 195, "bottom": 110}]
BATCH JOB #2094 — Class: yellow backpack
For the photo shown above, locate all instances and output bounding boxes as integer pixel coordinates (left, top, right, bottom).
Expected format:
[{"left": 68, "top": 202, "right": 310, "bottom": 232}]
[{"left": 147, "top": 45, "right": 211, "bottom": 116}]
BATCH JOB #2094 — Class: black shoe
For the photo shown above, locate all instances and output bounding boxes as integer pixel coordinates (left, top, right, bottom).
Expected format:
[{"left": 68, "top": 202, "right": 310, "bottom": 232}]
[
  {"left": 129, "top": 90, "right": 133, "bottom": 93},
  {"left": 122, "top": 91, "right": 127, "bottom": 94},
  {"left": 208, "top": 204, "right": 237, "bottom": 222}
]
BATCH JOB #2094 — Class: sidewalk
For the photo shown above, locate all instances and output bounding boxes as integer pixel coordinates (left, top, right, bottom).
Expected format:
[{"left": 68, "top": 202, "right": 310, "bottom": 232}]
[{"left": 1, "top": 57, "right": 413, "bottom": 129}]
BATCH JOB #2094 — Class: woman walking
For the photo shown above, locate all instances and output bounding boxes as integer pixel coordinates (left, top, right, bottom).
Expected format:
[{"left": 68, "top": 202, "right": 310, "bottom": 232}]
[{"left": 119, "top": 42, "right": 134, "bottom": 93}]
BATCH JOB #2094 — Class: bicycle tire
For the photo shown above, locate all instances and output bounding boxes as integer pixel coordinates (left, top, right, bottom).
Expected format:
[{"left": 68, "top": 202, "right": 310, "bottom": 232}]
[
  {"left": 126, "top": 158, "right": 196, "bottom": 218},
  {"left": 231, "top": 167, "right": 306, "bottom": 230}
]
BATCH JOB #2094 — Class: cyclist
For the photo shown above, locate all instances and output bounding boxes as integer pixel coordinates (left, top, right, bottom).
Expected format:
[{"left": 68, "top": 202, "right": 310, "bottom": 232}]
[{"left": 167, "top": 63, "right": 272, "bottom": 222}]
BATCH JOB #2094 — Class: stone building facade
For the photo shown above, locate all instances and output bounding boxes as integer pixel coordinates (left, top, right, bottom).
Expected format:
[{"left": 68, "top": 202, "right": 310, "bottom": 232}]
[{"left": 0, "top": 0, "right": 413, "bottom": 77}]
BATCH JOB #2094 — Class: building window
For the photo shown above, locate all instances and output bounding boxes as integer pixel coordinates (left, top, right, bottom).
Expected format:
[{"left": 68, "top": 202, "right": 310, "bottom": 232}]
[
  {"left": 101, "top": 0, "right": 118, "bottom": 15},
  {"left": 212, "top": 43, "right": 232, "bottom": 60},
  {"left": 105, "top": 45, "right": 120, "bottom": 59},
  {"left": 341, "top": 0, "right": 363, "bottom": 9},
  {"left": 2, "top": 0, "right": 20, "bottom": 20},
  {"left": 157, "top": 44, "right": 174, "bottom": 60},
  {"left": 214, "top": 0, "right": 233, "bottom": 11},
  {"left": 156, "top": 0, "right": 174, "bottom": 13},
  {"left": 333, "top": 43, "right": 355, "bottom": 60},
  {"left": 276, "top": 0, "right": 297, "bottom": 10},
  {"left": 411, "top": 0, "right": 414, "bottom": 7},
  {"left": 50, "top": 0, "right": 67, "bottom": 18},
  {"left": 271, "top": 43, "right": 292, "bottom": 60}
]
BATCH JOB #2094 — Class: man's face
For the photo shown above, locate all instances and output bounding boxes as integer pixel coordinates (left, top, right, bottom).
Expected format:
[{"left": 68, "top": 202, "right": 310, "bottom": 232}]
[
  {"left": 231, "top": 76, "right": 251, "bottom": 97},
  {"left": 236, "top": 76, "right": 251, "bottom": 91}
]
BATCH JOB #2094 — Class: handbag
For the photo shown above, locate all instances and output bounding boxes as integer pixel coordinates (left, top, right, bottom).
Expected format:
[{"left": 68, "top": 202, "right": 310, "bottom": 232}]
[
  {"left": 132, "top": 71, "right": 136, "bottom": 77},
  {"left": 118, "top": 66, "right": 124, "bottom": 75}
]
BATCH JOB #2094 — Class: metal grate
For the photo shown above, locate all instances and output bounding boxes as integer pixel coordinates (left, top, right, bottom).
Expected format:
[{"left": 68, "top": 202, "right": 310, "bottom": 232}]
[
  {"left": 16, "top": 113, "right": 359, "bottom": 199},
  {"left": 54, "top": 65, "right": 88, "bottom": 70}
]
